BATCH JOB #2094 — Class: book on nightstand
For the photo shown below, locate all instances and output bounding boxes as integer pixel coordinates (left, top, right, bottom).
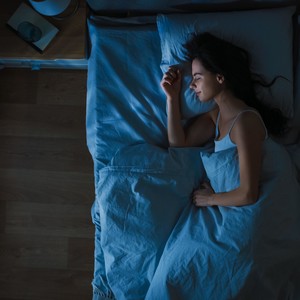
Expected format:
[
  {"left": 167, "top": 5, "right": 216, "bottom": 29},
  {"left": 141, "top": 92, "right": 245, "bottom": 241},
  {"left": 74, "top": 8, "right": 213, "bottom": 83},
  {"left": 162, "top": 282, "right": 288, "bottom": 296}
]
[{"left": 7, "top": 2, "right": 59, "bottom": 53}]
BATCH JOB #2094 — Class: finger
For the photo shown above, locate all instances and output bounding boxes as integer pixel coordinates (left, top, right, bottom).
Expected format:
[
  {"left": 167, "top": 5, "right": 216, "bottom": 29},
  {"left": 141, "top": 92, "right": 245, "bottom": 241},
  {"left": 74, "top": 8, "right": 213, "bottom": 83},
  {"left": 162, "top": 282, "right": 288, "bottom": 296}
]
[
  {"left": 164, "top": 72, "right": 176, "bottom": 81},
  {"left": 202, "top": 182, "right": 210, "bottom": 189},
  {"left": 162, "top": 74, "right": 175, "bottom": 84},
  {"left": 202, "top": 181, "right": 214, "bottom": 192},
  {"left": 168, "top": 65, "right": 181, "bottom": 76},
  {"left": 202, "top": 181, "right": 210, "bottom": 187},
  {"left": 192, "top": 194, "right": 199, "bottom": 203},
  {"left": 161, "top": 82, "right": 171, "bottom": 89},
  {"left": 200, "top": 182, "right": 210, "bottom": 190},
  {"left": 167, "top": 69, "right": 177, "bottom": 78},
  {"left": 193, "top": 189, "right": 201, "bottom": 195},
  {"left": 161, "top": 78, "right": 173, "bottom": 86}
]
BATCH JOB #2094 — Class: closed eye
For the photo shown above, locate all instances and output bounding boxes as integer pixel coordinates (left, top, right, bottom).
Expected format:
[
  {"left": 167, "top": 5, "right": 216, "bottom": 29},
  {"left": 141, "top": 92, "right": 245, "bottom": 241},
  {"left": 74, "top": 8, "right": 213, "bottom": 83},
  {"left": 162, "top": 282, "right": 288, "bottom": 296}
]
[{"left": 193, "top": 72, "right": 203, "bottom": 80}]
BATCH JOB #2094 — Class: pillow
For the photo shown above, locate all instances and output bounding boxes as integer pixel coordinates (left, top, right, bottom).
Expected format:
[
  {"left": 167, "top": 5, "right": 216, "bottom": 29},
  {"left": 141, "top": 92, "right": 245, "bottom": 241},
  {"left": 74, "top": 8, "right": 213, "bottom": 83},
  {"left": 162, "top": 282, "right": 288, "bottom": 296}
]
[
  {"left": 201, "top": 148, "right": 240, "bottom": 193},
  {"left": 157, "top": 6, "right": 295, "bottom": 119},
  {"left": 87, "top": 16, "right": 170, "bottom": 169}
]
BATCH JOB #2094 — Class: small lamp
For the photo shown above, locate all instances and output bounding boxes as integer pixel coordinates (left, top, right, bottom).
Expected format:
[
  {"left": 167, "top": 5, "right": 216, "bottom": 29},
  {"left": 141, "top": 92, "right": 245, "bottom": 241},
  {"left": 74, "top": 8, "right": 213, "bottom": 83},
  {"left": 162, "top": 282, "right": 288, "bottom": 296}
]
[{"left": 27, "top": 0, "right": 72, "bottom": 16}]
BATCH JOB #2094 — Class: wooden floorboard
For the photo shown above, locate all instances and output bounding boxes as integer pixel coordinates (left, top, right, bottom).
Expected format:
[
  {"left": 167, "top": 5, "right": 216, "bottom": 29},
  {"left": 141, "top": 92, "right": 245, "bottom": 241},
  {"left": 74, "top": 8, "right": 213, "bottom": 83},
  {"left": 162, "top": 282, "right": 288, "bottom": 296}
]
[
  {"left": 0, "top": 68, "right": 94, "bottom": 299},
  {"left": 0, "top": 169, "right": 94, "bottom": 205},
  {"left": 0, "top": 69, "right": 87, "bottom": 106},
  {"left": 0, "top": 267, "right": 92, "bottom": 300},
  {"left": 0, "top": 103, "right": 86, "bottom": 138},
  {"left": 0, "top": 136, "right": 93, "bottom": 173}
]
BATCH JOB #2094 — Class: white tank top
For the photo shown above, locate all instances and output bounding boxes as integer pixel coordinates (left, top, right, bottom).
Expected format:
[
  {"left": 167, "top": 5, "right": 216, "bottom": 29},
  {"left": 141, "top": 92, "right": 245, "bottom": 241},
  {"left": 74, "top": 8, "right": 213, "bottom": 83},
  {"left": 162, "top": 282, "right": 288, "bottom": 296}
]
[{"left": 214, "top": 109, "right": 268, "bottom": 152}]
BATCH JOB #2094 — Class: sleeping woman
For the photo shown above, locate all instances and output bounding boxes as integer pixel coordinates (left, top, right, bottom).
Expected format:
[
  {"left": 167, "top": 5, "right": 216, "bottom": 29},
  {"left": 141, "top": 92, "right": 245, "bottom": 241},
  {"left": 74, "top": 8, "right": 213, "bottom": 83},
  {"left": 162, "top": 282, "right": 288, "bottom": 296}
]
[
  {"left": 160, "top": 32, "right": 288, "bottom": 207},
  {"left": 145, "top": 32, "right": 300, "bottom": 300}
]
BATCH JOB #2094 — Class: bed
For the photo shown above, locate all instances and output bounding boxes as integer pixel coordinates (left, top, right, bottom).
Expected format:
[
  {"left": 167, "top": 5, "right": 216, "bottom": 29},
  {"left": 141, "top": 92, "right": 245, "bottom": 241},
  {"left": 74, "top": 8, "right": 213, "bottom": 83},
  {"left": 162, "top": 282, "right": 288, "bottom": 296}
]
[{"left": 85, "top": 1, "right": 300, "bottom": 299}]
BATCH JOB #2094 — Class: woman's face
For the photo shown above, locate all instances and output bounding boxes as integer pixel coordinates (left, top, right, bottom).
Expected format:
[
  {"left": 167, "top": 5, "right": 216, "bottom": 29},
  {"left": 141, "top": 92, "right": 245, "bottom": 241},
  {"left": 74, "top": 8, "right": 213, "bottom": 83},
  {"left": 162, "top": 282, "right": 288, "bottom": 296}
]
[{"left": 190, "top": 58, "right": 224, "bottom": 102}]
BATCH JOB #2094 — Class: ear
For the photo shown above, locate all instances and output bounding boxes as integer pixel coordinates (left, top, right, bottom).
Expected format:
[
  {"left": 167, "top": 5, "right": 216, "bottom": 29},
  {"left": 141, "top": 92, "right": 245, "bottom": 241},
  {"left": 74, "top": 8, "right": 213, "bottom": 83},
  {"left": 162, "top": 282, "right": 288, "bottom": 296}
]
[{"left": 216, "top": 74, "right": 225, "bottom": 84}]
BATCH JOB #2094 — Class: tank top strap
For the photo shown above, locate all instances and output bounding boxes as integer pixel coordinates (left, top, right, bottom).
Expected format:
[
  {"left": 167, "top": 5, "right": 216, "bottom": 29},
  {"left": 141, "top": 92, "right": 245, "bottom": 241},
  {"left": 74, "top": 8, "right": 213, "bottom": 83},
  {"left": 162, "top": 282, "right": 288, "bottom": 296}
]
[
  {"left": 215, "top": 110, "right": 221, "bottom": 137},
  {"left": 228, "top": 109, "right": 268, "bottom": 139}
]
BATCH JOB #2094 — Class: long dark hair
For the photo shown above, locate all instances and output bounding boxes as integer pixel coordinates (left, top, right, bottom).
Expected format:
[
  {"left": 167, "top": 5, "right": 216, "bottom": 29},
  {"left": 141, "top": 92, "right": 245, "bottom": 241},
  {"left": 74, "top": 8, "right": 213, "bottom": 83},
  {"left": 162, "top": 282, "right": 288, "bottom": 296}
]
[{"left": 184, "top": 32, "right": 288, "bottom": 136}]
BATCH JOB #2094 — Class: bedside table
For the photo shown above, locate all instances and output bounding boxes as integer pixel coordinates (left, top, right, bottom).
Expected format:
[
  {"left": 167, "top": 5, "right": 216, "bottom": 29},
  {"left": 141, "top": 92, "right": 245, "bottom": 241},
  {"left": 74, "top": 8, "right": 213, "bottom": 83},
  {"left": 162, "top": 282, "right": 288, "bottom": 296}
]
[{"left": 0, "top": 0, "right": 87, "bottom": 69}]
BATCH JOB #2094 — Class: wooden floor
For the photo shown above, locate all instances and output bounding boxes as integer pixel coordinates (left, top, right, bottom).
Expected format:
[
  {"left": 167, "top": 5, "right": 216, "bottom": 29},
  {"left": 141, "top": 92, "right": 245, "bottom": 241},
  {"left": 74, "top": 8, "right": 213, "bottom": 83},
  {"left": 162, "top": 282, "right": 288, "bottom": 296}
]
[{"left": 0, "top": 68, "right": 95, "bottom": 300}]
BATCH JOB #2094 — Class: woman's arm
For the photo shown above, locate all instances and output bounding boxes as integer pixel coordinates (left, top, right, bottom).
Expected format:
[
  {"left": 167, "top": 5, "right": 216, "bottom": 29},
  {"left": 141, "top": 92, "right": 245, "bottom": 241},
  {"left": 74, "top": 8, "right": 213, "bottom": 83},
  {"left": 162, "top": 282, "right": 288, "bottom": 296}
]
[
  {"left": 166, "top": 95, "right": 185, "bottom": 147},
  {"left": 161, "top": 67, "right": 215, "bottom": 147},
  {"left": 193, "top": 112, "right": 265, "bottom": 207}
]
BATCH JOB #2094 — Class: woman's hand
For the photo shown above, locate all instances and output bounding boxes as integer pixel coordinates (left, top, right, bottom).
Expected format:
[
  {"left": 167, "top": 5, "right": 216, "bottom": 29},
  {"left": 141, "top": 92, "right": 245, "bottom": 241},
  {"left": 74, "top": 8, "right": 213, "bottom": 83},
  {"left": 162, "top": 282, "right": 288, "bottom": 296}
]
[
  {"left": 160, "top": 67, "right": 182, "bottom": 100},
  {"left": 192, "top": 182, "right": 215, "bottom": 207}
]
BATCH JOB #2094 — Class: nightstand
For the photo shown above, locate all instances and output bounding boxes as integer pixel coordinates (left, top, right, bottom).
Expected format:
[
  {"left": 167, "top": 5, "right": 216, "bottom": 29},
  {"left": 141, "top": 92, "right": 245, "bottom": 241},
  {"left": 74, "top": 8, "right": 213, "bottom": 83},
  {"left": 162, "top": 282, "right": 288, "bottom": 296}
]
[{"left": 0, "top": 0, "right": 87, "bottom": 69}]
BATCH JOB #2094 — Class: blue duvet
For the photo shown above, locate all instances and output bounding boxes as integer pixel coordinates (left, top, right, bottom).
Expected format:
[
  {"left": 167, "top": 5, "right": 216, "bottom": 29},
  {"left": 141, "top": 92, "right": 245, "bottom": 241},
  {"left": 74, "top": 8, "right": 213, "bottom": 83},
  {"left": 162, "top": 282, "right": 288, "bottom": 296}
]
[{"left": 92, "top": 140, "right": 300, "bottom": 300}]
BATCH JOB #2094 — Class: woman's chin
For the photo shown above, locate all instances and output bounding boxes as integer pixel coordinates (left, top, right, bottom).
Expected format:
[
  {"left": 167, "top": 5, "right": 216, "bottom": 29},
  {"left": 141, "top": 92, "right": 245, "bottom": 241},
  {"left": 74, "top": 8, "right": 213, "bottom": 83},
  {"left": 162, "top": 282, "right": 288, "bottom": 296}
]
[
  {"left": 195, "top": 93, "right": 209, "bottom": 102},
  {"left": 198, "top": 96, "right": 208, "bottom": 102}
]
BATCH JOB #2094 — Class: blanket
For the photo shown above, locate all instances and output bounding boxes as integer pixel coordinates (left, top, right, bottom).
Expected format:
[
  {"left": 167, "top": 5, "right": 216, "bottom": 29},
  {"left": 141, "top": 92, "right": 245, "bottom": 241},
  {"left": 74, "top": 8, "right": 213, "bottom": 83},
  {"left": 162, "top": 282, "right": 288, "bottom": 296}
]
[{"left": 92, "top": 139, "right": 300, "bottom": 300}]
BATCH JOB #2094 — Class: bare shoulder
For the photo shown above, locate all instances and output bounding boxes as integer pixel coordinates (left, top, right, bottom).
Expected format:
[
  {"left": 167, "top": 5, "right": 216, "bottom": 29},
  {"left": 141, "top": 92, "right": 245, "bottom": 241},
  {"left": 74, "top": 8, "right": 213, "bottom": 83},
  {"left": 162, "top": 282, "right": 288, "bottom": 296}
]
[{"left": 231, "top": 110, "right": 266, "bottom": 145}]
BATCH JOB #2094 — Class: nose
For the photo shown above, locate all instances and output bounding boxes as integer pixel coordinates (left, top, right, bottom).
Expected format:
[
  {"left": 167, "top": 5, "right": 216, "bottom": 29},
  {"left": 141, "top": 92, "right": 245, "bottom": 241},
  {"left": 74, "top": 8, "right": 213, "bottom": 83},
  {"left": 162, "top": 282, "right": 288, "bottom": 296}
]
[{"left": 190, "top": 79, "right": 196, "bottom": 90}]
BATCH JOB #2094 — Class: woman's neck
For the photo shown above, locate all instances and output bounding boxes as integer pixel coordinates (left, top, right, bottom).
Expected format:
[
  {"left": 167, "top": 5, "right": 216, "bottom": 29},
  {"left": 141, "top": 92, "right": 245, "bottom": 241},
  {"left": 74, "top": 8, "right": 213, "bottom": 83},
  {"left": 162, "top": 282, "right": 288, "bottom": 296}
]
[{"left": 214, "top": 89, "right": 248, "bottom": 120}]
